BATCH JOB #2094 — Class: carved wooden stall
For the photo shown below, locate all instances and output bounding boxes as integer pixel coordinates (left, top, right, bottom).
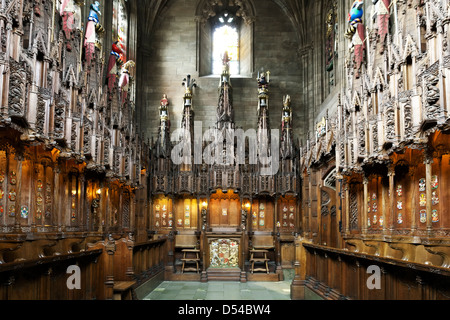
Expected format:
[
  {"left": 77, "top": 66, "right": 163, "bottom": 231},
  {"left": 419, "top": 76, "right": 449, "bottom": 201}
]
[
  {"left": 149, "top": 43, "right": 301, "bottom": 281},
  {"left": 303, "top": 243, "right": 450, "bottom": 300},
  {"left": 291, "top": 0, "right": 450, "bottom": 300},
  {"left": 0, "top": 0, "right": 166, "bottom": 300}
]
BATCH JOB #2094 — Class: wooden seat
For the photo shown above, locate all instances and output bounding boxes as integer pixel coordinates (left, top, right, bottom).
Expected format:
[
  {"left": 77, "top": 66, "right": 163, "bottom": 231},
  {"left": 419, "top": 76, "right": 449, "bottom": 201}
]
[
  {"left": 249, "top": 249, "right": 269, "bottom": 274},
  {"left": 113, "top": 281, "right": 136, "bottom": 300},
  {"left": 249, "top": 234, "right": 274, "bottom": 274},
  {"left": 181, "top": 248, "right": 201, "bottom": 273}
]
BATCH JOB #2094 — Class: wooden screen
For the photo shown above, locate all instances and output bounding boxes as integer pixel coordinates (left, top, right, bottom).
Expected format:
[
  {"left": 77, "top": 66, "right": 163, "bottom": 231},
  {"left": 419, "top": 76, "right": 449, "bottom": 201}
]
[
  {"left": 251, "top": 198, "right": 274, "bottom": 231},
  {"left": 209, "top": 190, "right": 240, "bottom": 228},
  {"left": 393, "top": 164, "right": 411, "bottom": 230},
  {"left": 415, "top": 162, "right": 427, "bottom": 230},
  {"left": 174, "top": 198, "right": 198, "bottom": 230},
  {"left": 153, "top": 197, "right": 173, "bottom": 229},
  {"left": 277, "top": 196, "right": 296, "bottom": 232},
  {"left": 367, "top": 176, "right": 382, "bottom": 231},
  {"left": 440, "top": 154, "right": 450, "bottom": 230}
]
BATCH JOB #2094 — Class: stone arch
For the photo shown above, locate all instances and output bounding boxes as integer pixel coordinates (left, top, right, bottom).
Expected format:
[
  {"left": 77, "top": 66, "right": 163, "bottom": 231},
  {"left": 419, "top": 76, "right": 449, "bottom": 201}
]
[{"left": 195, "top": 0, "right": 256, "bottom": 25}]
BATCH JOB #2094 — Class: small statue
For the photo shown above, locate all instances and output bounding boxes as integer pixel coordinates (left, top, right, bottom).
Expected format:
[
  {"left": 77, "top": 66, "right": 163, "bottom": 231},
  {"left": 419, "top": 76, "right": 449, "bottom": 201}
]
[
  {"left": 60, "top": 0, "right": 82, "bottom": 51},
  {"left": 220, "top": 51, "right": 231, "bottom": 84},
  {"left": 257, "top": 71, "right": 270, "bottom": 95},
  {"left": 346, "top": 1, "right": 365, "bottom": 78},
  {"left": 118, "top": 60, "right": 135, "bottom": 104},
  {"left": 84, "top": 1, "right": 102, "bottom": 66},
  {"left": 160, "top": 94, "right": 169, "bottom": 111},
  {"left": 373, "top": 0, "right": 391, "bottom": 54},
  {"left": 345, "top": 1, "right": 364, "bottom": 39},
  {"left": 281, "top": 95, "right": 291, "bottom": 133},
  {"left": 222, "top": 51, "right": 231, "bottom": 69},
  {"left": 106, "top": 41, "right": 124, "bottom": 94},
  {"left": 34, "top": 0, "right": 43, "bottom": 17},
  {"left": 61, "top": 0, "right": 74, "bottom": 50}
]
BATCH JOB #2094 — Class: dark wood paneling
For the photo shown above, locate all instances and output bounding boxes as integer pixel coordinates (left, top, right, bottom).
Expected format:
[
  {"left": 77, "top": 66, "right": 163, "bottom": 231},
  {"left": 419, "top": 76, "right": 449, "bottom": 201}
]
[{"left": 303, "top": 243, "right": 450, "bottom": 300}]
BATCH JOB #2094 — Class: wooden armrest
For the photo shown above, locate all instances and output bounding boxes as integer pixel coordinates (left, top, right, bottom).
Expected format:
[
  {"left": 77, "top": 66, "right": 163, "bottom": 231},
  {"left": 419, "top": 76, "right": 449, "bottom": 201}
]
[{"left": 113, "top": 281, "right": 136, "bottom": 292}]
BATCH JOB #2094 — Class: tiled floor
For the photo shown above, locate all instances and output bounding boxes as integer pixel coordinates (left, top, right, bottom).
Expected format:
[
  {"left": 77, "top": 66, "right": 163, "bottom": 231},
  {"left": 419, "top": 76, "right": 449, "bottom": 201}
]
[{"left": 142, "top": 270, "right": 322, "bottom": 300}]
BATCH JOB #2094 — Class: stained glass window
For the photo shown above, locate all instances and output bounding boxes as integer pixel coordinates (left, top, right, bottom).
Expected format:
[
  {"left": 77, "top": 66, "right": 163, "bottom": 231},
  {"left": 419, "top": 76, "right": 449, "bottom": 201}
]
[
  {"left": 113, "top": 0, "right": 128, "bottom": 60},
  {"left": 212, "top": 14, "right": 239, "bottom": 75}
]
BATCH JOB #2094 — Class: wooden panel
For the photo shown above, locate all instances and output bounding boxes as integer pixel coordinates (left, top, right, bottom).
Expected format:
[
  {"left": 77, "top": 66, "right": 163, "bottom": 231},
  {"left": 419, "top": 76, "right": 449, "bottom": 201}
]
[
  {"left": 393, "top": 164, "right": 412, "bottom": 230},
  {"left": 251, "top": 199, "right": 274, "bottom": 231},
  {"left": 174, "top": 198, "right": 198, "bottom": 229},
  {"left": 441, "top": 155, "right": 450, "bottom": 230},
  {"left": 278, "top": 197, "right": 296, "bottom": 232},
  {"left": 154, "top": 197, "right": 173, "bottom": 229},
  {"left": 319, "top": 187, "right": 337, "bottom": 247},
  {"left": 281, "top": 242, "right": 294, "bottom": 267},
  {"left": 303, "top": 243, "right": 450, "bottom": 300},
  {"left": 209, "top": 199, "right": 217, "bottom": 226},
  {"left": 175, "top": 234, "right": 198, "bottom": 248},
  {"left": 252, "top": 235, "right": 274, "bottom": 248},
  {"left": 229, "top": 199, "right": 239, "bottom": 226},
  {"left": 210, "top": 196, "right": 240, "bottom": 228},
  {"left": 415, "top": 162, "right": 427, "bottom": 231},
  {"left": 432, "top": 156, "right": 445, "bottom": 230},
  {"left": 394, "top": 270, "right": 422, "bottom": 300},
  {"left": 220, "top": 199, "right": 229, "bottom": 225}
]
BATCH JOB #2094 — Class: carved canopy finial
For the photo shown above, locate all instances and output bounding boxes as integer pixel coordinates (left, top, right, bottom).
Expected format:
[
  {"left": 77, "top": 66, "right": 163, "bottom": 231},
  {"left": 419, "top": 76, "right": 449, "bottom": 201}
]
[{"left": 182, "top": 74, "right": 197, "bottom": 94}]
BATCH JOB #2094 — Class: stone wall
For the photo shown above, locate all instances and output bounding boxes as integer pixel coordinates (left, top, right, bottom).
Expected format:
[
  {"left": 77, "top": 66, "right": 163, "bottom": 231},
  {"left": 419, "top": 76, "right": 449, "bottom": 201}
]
[{"left": 137, "top": 0, "right": 304, "bottom": 143}]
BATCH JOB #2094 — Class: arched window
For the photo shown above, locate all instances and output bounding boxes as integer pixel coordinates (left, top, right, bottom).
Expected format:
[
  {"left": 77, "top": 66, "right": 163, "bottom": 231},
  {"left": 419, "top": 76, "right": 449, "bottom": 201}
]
[
  {"left": 196, "top": 1, "right": 255, "bottom": 78},
  {"left": 212, "top": 12, "right": 240, "bottom": 75}
]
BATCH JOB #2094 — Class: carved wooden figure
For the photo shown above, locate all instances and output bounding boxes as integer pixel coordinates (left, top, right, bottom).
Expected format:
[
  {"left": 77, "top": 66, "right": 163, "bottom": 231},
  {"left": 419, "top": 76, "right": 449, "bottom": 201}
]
[
  {"left": 373, "top": 0, "right": 391, "bottom": 53},
  {"left": 84, "top": 1, "right": 102, "bottom": 67}
]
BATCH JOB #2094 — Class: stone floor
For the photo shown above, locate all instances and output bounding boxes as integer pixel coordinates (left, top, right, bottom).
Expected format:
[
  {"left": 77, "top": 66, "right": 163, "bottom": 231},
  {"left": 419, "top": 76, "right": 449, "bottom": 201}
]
[{"left": 142, "top": 270, "right": 323, "bottom": 300}]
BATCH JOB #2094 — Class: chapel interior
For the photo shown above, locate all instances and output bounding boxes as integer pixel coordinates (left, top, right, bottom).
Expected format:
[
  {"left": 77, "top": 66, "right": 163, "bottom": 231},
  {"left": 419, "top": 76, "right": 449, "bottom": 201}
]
[{"left": 0, "top": 0, "right": 449, "bottom": 301}]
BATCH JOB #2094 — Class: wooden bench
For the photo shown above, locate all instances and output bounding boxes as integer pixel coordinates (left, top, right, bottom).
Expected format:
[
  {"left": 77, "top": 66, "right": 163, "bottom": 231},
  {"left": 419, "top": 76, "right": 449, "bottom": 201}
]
[{"left": 113, "top": 281, "right": 136, "bottom": 300}]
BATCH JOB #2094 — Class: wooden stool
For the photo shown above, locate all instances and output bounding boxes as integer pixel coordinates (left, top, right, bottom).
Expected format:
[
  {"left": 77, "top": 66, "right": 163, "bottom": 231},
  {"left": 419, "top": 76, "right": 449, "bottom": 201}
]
[
  {"left": 181, "top": 248, "right": 201, "bottom": 273},
  {"left": 249, "top": 249, "right": 269, "bottom": 274}
]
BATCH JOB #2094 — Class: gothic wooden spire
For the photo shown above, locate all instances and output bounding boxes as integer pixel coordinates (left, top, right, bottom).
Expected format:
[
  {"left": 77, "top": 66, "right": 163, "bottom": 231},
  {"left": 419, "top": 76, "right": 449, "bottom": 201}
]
[
  {"left": 257, "top": 70, "right": 271, "bottom": 157},
  {"left": 281, "top": 95, "right": 294, "bottom": 160},
  {"left": 155, "top": 94, "right": 171, "bottom": 159},
  {"left": 181, "top": 75, "right": 196, "bottom": 156},
  {"left": 216, "top": 51, "right": 235, "bottom": 131}
]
